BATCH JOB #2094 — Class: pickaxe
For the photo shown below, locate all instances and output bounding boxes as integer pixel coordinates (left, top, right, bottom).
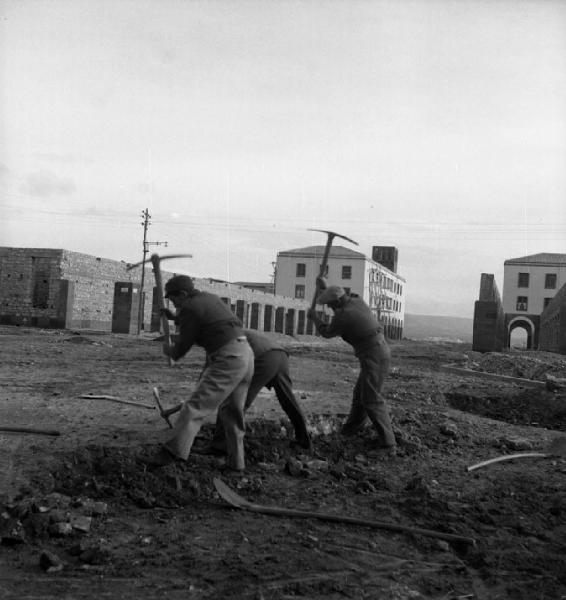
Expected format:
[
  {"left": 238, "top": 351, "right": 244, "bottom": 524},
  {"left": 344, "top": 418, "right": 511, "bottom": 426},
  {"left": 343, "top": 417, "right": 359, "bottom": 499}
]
[
  {"left": 307, "top": 229, "right": 358, "bottom": 310},
  {"left": 127, "top": 253, "right": 192, "bottom": 365}
]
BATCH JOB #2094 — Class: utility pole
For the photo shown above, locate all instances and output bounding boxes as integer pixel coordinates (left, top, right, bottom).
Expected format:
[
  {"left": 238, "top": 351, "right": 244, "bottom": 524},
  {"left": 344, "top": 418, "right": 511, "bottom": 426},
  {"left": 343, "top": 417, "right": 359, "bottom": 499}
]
[
  {"left": 137, "top": 209, "right": 151, "bottom": 335},
  {"left": 137, "top": 208, "right": 169, "bottom": 335}
]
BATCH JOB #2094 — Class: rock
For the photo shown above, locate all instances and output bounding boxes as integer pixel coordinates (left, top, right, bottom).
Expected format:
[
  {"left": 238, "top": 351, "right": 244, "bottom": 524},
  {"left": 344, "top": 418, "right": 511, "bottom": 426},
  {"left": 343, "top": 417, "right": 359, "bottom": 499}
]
[
  {"left": 304, "top": 459, "right": 329, "bottom": 471},
  {"left": 39, "top": 550, "right": 64, "bottom": 572},
  {"left": 70, "top": 515, "right": 92, "bottom": 533},
  {"left": 0, "top": 514, "right": 25, "bottom": 546},
  {"left": 285, "top": 458, "right": 307, "bottom": 477},
  {"left": 440, "top": 422, "right": 458, "bottom": 438},
  {"left": 546, "top": 375, "right": 566, "bottom": 391},
  {"left": 502, "top": 436, "right": 534, "bottom": 451},
  {"left": 49, "top": 522, "right": 73, "bottom": 537},
  {"left": 48, "top": 509, "right": 69, "bottom": 523},
  {"left": 79, "top": 544, "right": 112, "bottom": 565}
]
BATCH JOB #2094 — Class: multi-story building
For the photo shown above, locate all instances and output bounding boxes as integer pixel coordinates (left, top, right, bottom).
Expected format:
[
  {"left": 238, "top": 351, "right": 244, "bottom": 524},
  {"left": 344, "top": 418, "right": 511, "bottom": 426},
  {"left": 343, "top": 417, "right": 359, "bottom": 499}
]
[
  {"left": 502, "top": 253, "right": 566, "bottom": 348},
  {"left": 275, "top": 245, "right": 406, "bottom": 339},
  {"left": 473, "top": 253, "right": 566, "bottom": 352}
]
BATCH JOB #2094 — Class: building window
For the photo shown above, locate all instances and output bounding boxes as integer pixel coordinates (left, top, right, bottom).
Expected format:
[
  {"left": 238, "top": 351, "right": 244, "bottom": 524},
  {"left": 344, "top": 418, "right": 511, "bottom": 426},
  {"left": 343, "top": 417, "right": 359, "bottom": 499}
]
[
  {"left": 342, "top": 265, "right": 352, "bottom": 279},
  {"left": 517, "top": 272, "right": 529, "bottom": 288},
  {"left": 544, "top": 297, "right": 552, "bottom": 308},
  {"left": 296, "top": 263, "right": 306, "bottom": 277},
  {"left": 295, "top": 284, "right": 305, "bottom": 299},
  {"left": 516, "top": 296, "right": 528, "bottom": 311},
  {"left": 545, "top": 274, "right": 557, "bottom": 289}
]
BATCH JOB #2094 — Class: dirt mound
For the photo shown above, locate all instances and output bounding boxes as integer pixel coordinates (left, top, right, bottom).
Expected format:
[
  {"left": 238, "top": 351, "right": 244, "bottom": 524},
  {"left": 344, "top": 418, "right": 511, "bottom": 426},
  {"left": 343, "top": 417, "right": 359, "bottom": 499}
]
[{"left": 468, "top": 351, "right": 566, "bottom": 381}]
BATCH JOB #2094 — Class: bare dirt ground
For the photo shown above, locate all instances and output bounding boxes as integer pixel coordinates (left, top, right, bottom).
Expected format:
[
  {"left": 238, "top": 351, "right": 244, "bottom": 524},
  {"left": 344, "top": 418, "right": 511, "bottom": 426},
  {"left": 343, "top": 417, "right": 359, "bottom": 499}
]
[{"left": 1, "top": 325, "right": 565, "bottom": 600}]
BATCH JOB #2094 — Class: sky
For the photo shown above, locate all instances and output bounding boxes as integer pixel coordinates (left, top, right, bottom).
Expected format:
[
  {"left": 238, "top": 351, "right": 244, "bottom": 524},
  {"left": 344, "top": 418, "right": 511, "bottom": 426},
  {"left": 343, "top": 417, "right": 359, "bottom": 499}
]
[{"left": 1, "top": 0, "right": 565, "bottom": 318}]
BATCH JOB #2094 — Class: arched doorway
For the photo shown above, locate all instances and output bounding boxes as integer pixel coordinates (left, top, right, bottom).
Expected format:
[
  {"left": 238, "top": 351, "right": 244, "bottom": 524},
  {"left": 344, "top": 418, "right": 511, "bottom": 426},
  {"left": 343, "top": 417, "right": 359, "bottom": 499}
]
[{"left": 507, "top": 318, "right": 535, "bottom": 350}]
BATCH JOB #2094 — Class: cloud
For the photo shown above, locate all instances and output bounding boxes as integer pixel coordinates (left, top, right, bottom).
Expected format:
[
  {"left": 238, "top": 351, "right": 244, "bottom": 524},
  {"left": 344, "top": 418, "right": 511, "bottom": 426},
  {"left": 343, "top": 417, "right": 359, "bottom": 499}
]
[{"left": 21, "top": 170, "right": 76, "bottom": 198}]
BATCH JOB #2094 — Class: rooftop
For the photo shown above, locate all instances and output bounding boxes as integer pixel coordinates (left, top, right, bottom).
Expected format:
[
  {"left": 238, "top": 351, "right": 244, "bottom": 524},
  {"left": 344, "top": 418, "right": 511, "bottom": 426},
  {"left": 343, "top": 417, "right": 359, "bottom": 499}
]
[
  {"left": 277, "top": 245, "right": 366, "bottom": 259},
  {"left": 504, "top": 253, "right": 566, "bottom": 266}
]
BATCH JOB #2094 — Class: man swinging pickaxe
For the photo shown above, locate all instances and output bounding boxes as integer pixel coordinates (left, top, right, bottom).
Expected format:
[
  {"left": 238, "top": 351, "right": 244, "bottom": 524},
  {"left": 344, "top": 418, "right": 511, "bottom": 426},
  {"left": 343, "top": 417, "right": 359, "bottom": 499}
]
[
  {"left": 127, "top": 253, "right": 192, "bottom": 365},
  {"left": 307, "top": 229, "right": 358, "bottom": 310}
]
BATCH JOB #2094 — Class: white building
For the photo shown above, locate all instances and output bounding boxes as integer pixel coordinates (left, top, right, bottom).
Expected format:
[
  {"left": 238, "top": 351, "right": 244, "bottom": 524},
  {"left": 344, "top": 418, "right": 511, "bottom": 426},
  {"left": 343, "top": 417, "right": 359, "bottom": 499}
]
[
  {"left": 503, "top": 253, "right": 566, "bottom": 314},
  {"left": 275, "top": 245, "right": 406, "bottom": 339},
  {"left": 502, "top": 253, "right": 566, "bottom": 347}
]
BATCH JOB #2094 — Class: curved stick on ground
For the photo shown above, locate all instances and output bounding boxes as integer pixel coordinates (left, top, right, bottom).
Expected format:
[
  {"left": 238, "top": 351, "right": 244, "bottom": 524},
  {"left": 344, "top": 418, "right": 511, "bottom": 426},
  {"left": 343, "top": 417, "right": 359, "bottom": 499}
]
[
  {"left": 467, "top": 453, "right": 550, "bottom": 472},
  {"left": 213, "top": 477, "right": 475, "bottom": 547},
  {"left": 467, "top": 437, "right": 566, "bottom": 472}
]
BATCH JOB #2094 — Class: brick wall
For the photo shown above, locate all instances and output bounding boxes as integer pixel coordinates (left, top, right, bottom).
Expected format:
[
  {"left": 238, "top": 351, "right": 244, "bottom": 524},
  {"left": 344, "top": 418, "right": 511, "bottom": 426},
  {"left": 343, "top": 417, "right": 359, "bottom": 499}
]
[{"left": 0, "top": 248, "right": 64, "bottom": 327}]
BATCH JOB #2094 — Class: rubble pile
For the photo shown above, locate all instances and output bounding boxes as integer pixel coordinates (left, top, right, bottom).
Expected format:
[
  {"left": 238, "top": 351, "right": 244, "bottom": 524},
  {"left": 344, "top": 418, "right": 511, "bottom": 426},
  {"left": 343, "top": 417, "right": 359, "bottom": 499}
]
[{"left": 468, "top": 352, "right": 566, "bottom": 381}]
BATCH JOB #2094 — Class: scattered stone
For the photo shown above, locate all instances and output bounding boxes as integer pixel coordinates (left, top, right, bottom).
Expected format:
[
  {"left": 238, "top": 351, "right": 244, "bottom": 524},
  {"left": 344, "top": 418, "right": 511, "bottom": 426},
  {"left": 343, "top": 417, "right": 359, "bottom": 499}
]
[
  {"left": 39, "top": 550, "right": 64, "bottom": 573},
  {"left": 0, "top": 514, "right": 25, "bottom": 546},
  {"left": 546, "top": 375, "right": 566, "bottom": 391},
  {"left": 48, "top": 509, "right": 69, "bottom": 523},
  {"left": 304, "top": 459, "right": 329, "bottom": 472},
  {"left": 440, "top": 422, "right": 458, "bottom": 438},
  {"left": 285, "top": 458, "right": 307, "bottom": 477},
  {"left": 502, "top": 436, "right": 534, "bottom": 451},
  {"left": 70, "top": 515, "right": 92, "bottom": 533},
  {"left": 355, "top": 480, "right": 377, "bottom": 494},
  {"left": 49, "top": 522, "right": 73, "bottom": 537},
  {"left": 79, "top": 543, "right": 112, "bottom": 565},
  {"left": 434, "top": 540, "right": 451, "bottom": 552}
]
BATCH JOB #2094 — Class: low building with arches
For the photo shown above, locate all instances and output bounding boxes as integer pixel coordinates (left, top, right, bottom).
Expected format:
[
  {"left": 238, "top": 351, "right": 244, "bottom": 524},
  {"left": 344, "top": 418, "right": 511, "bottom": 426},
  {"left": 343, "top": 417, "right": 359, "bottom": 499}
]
[{"left": 0, "top": 247, "right": 312, "bottom": 337}]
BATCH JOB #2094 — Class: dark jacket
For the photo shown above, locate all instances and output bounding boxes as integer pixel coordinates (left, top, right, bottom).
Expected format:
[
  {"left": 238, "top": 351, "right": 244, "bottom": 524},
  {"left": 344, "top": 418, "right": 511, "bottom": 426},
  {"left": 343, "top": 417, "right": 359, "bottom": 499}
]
[
  {"left": 171, "top": 290, "right": 243, "bottom": 360},
  {"left": 244, "top": 329, "right": 286, "bottom": 358},
  {"left": 313, "top": 295, "right": 388, "bottom": 356}
]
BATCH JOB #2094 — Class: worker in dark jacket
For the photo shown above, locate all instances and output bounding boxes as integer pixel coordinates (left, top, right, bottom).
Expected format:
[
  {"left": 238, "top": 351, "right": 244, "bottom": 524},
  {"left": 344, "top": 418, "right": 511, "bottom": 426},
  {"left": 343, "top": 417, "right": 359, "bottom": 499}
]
[
  {"left": 142, "top": 275, "right": 254, "bottom": 471},
  {"left": 307, "top": 278, "right": 396, "bottom": 454},
  {"left": 162, "top": 329, "right": 312, "bottom": 453}
]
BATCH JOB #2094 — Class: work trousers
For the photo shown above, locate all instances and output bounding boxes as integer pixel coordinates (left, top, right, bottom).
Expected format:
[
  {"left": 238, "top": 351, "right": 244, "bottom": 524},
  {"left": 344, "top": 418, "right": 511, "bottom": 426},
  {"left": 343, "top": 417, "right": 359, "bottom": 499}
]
[
  {"left": 211, "top": 349, "right": 310, "bottom": 449},
  {"left": 342, "top": 344, "right": 396, "bottom": 447},
  {"left": 164, "top": 337, "right": 254, "bottom": 470}
]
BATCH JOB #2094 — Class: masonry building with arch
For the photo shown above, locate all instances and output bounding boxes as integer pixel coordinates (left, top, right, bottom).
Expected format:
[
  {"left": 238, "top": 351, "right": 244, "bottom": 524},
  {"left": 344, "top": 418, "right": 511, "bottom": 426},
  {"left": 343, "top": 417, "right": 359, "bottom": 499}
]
[{"left": 473, "top": 253, "right": 566, "bottom": 354}]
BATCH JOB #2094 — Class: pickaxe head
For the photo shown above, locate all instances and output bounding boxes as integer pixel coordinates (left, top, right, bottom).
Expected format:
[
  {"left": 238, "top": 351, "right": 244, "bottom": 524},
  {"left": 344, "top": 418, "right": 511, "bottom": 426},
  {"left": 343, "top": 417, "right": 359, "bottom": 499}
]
[
  {"left": 127, "top": 253, "right": 192, "bottom": 271},
  {"left": 307, "top": 228, "right": 359, "bottom": 247}
]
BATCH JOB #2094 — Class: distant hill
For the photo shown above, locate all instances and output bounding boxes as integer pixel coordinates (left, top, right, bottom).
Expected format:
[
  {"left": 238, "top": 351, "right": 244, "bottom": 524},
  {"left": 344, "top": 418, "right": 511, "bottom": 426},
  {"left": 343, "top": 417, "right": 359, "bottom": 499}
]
[{"left": 404, "top": 314, "right": 473, "bottom": 342}]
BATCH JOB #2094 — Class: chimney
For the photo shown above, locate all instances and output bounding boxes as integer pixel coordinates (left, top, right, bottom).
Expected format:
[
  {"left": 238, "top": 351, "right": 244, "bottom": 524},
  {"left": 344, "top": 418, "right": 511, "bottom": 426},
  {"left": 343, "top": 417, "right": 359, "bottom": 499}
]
[{"left": 372, "top": 246, "right": 398, "bottom": 273}]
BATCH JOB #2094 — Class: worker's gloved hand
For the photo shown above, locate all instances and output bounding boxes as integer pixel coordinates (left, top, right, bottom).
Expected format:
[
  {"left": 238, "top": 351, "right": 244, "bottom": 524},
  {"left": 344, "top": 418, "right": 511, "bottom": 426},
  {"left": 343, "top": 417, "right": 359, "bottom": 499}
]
[
  {"left": 160, "top": 308, "right": 176, "bottom": 321},
  {"left": 307, "top": 308, "right": 318, "bottom": 321},
  {"left": 315, "top": 276, "right": 328, "bottom": 290}
]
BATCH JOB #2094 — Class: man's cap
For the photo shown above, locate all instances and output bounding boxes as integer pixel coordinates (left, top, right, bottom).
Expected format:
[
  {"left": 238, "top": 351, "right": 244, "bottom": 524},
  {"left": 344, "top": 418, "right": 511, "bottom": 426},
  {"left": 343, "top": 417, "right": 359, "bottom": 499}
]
[
  {"left": 317, "top": 285, "right": 346, "bottom": 305},
  {"left": 164, "top": 275, "right": 194, "bottom": 298}
]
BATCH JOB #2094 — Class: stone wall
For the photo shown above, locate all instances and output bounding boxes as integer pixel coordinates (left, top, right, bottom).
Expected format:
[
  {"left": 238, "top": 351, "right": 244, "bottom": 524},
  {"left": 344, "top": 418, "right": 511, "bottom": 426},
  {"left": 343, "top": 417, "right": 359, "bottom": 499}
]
[
  {"left": 539, "top": 282, "right": 566, "bottom": 354},
  {"left": 472, "top": 273, "right": 505, "bottom": 352},
  {"left": 0, "top": 247, "right": 312, "bottom": 336}
]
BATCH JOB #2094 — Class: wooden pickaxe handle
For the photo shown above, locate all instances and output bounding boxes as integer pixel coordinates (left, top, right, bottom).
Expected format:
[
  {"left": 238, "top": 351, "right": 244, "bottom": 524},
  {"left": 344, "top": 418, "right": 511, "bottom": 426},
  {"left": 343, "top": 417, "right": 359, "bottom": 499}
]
[
  {"left": 150, "top": 254, "right": 175, "bottom": 367},
  {"left": 0, "top": 427, "right": 60, "bottom": 436},
  {"left": 307, "top": 229, "right": 359, "bottom": 311},
  {"left": 310, "top": 234, "right": 336, "bottom": 310},
  {"left": 152, "top": 387, "right": 173, "bottom": 429},
  {"left": 79, "top": 395, "right": 155, "bottom": 410}
]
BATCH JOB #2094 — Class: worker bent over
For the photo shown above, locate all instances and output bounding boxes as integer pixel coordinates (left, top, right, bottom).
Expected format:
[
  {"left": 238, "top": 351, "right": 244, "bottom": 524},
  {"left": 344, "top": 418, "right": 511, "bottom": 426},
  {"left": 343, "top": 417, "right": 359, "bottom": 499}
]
[
  {"left": 142, "top": 275, "right": 253, "bottom": 471},
  {"left": 307, "top": 278, "right": 396, "bottom": 455}
]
